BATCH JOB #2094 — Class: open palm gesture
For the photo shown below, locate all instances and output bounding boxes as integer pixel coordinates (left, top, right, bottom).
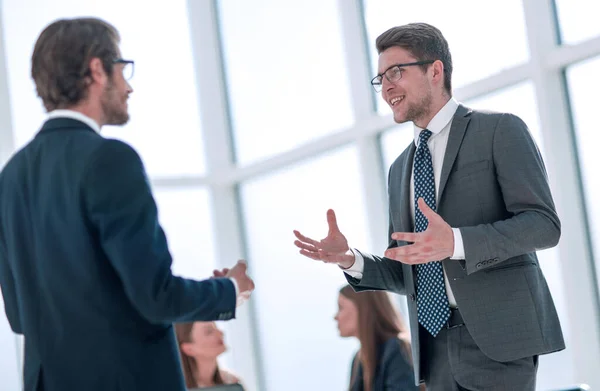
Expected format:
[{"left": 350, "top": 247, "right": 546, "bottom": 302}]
[{"left": 293, "top": 209, "right": 355, "bottom": 268}]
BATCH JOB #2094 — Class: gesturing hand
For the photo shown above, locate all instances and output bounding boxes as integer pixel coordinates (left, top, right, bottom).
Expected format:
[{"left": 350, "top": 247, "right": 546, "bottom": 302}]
[
  {"left": 293, "top": 209, "right": 355, "bottom": 269},
  {"left": 226, "top": 260, "right": 255, "bottom": 307},
  {"left": 384, "top": 198, "right": 454, "bottom": 265}
]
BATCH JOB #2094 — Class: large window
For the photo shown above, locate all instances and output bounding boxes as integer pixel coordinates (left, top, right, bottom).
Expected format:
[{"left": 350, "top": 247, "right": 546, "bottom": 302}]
[
  {"left": 240, "top": 146, "right": 371, "bottom": 391},
  {"left": 363, "top": 0, "right": 529, "bottom": 114},
  {"left": 2, "top": 0, "right": 206, "bottom": 177},
  {"left": 554, "top": 0, "right": 600, "bottom": 45},
  {"left": 218, "top": 0, "right": 354, "bottom": 165},
  {"left": 566, "top": 55, "right": 600, "bottom": 302}
]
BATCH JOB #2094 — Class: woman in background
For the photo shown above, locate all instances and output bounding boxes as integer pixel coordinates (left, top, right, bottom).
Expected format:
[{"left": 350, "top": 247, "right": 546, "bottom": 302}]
[
  {"left": 336, "top": 285, "right": 421, "bottom": 391},
  {"left": 175, "top": 321, "right": 243, "bottom": 389}
]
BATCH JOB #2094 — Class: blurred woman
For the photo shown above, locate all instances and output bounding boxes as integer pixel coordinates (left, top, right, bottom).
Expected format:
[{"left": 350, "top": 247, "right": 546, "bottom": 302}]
[
  {"left": 336, "top": 285, "right": 420, "bottom": 391},
  {"left": 174, "top": 321, "right": 243, "bottom": 389}
]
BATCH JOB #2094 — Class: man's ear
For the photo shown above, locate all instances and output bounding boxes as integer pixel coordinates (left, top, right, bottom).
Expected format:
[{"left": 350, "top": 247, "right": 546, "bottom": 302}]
[
  {"left": 88, "top": 57, "right": 107, "bottom": 86},
  {"left": 430, "top": 59, "right": 445, "bottom": 88},
  {"left": 180, "top": 342, "right": 195, "bottom": 357}
]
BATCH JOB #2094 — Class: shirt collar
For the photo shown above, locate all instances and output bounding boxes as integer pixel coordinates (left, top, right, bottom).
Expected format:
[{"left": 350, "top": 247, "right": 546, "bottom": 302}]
[
  {"left": 413, "top": 97, "right": 460, "bottom": 145},
  {"left": 47, "top": 110, "right": 101, "bottom": 133}
]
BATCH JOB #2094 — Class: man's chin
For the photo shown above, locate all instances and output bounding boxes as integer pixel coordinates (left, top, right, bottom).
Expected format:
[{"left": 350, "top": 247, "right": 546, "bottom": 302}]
[
  {"left": 106, "top": 114, "right": 130, "bottom": 126},
  {"left": 393, "top": 113, "right": 410, "bottom": 124}
]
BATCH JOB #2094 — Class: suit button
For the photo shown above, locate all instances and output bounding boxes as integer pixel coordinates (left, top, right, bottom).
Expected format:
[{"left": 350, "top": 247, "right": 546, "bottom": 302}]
[
  {"left": 409, "top": 294, "right": 416, "bottom": 301},
  {"left": 476, "top": 263, "right": 482, "bottom": 268}
]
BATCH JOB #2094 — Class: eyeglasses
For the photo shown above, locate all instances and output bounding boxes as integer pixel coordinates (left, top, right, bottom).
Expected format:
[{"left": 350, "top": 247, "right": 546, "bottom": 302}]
[
  {"left": 370, "top": 60, "right": 434, "bottom": 92},
  {"left": 113, "top": 58, "right": 135, "bottom": 81}
]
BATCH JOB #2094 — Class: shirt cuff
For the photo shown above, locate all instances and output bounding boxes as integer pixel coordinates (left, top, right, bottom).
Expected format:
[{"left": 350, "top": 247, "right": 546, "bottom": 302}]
[
  {"left": 229, "top": 278, "right": 239, "bottom": 297},
  {"left": 450, "top": 228, "right": 465, "bottom": 260},
  {"left": 341, "top": 248, "right": 364, "bottom": 279}
]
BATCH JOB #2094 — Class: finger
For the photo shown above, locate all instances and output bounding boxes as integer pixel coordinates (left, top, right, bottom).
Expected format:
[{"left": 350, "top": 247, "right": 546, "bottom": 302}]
[
  {"left": 221, "top": 268, "right": 230, "bottom": 275},
  {"left": 390, "top": 231, "right": 420, "bottom": 242},
  {"left": 326, "top": 209, "right": 340, "bottom": 235},
  {"left": 299, "top": 249, "right": 322, "bottom": 260},
  {"left": 384, "top": 245, "right": 420, "bottom": 261},
  {"left": 294, "top": 239, "right": 318, "bottom": 252},
  {"left": 293, "top": 230, "right": 321, "bottom": 248}
]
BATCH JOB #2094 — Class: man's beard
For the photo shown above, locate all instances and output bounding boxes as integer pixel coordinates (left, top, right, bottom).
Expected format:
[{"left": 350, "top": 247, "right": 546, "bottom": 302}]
[
  {"left": 100, "top": 79, "right": 129, "bottom": 126},
  {"left": 404, "top": 90, "right": 432, "bottom": 125}
]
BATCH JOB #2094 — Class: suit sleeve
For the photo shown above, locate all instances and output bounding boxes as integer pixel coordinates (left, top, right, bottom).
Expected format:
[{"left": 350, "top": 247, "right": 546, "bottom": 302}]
[
  {"left": 460, "top": 113, "right": 561, "bottom": 274},
  {"left": 0, "top": 238, "right": 22, "bottom": 334},
  {"left": 345, "top": 216, "right": 406, "bottom": 295},
  {"left": 346, "top": 164, "right": 407, "bottom": 294},
  {"left": 81, "top": 139, "right": 236, "bottom": 324}
]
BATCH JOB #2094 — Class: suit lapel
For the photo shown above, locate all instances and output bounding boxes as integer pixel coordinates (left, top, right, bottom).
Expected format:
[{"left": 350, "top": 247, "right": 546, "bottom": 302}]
[
  {"left": 399, "top": 142, "right": 416, "bottom": 233},
  {"left": 438, "top": 105, "right": 471, "bottom": 202}
]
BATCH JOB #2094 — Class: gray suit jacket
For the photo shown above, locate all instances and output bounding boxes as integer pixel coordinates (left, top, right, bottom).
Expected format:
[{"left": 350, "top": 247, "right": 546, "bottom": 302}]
[{"left": 346, "top": 104, "right": 565, "bottom": 385}]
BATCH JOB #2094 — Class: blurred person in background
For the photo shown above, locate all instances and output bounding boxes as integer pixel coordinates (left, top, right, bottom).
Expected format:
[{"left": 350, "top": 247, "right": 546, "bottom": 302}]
[
  {"left": 336, "top": 285, "right": 419, "bottom": 391},
  {"left": 0, "top": 17, "right": 254, "bottom": 391},
  {"left": 175, "top": 321, "right": 245, "bottom": 389}
]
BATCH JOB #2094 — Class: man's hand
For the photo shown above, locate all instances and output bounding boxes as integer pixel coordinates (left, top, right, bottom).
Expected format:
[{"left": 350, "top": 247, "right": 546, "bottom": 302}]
[
  {"left": 226, "top": 260, "right": 254, "bottom": 306},
  {"left": 384, "top": 198, "right": 454, "bottom": 264},
  {"left": 212, "top": 268, "right": 230, "bottom": 278},
  {"left": 293, "top": 209, "right": 355, "bottom": 269}
]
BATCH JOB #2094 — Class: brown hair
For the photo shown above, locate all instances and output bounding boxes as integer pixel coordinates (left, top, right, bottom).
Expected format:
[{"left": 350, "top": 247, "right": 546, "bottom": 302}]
[
  {"left": 340, "top": 285, "right": 412, "bottom": 391},
  {"left": 174, "top": 322, "right": 224, "bottom": 388},
  {"left": 31, "top": 17, "right": 121, "bottom": 112},
  {"left": 376, "top": 22, "right": 453, "bottom": 94}
]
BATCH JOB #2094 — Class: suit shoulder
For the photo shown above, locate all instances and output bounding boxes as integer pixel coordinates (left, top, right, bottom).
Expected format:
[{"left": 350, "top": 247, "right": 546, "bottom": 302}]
[
  {"left": 88, "top": 138, "right": 143, "bottom": 166},
  {"left": 468, "top": 107, "right": 526, "bottom": 125}
]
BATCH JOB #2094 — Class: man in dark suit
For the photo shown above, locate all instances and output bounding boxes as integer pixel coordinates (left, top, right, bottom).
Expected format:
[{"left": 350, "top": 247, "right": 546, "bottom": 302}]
[
  {"left": 0, "top": 18, "right": 254, "bottom": 391},
  {"left": 294, "top": 23, "right": 564, "bottom": 390}
]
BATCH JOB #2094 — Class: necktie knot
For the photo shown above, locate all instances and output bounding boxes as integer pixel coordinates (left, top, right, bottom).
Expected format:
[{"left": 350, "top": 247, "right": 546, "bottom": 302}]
[{"left": 419, "top": 129, "right": 433, "bottom": 145}]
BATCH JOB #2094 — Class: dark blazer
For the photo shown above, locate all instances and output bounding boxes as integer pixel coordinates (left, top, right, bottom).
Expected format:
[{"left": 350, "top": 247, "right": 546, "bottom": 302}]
[
  {"left": 0, "top": 118, "right": 236, "bottom": 391},
  {"left": 346, "top": 105, "right": 565, "bottom": 385},
  {"left": 349, "top": 337, "right": 418, "bottom": 391}
]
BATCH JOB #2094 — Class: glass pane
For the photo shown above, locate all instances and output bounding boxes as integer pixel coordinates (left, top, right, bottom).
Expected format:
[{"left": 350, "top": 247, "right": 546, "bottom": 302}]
[
  {"left": 2, "top": 0, "right": 206, "bottom": 177},
  {"left": 218, "top": 0, "right": 354, "bottom": 165},
  {"left": 380, "top": 123, "right": 414, "bottom": 172},
  {"left": 554, "top": 0, "right": 600, "bottom": 45},
  {"left": 240, "top": 146, "right": 373, "bottom": 391},
  {"left": 363, "top": 0, "right": 529, "bottom": 115},
  {"left": 153, "top": 187, "right": 216, "bottom": 280},
  {"left": 566, "top": 56, "right": 600, "bottom": 310},
  {"left": 466, "top": 82, "right": 574, "bottom": 390}
]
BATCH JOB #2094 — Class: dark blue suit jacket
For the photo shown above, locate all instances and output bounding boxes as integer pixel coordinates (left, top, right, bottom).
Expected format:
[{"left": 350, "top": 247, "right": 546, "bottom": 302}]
[
  {"left": 0, "top": 118, "right": 236, "bottom": 391},
  {"left": 350, "top": 337, "right": 419, "bottom": 391}
]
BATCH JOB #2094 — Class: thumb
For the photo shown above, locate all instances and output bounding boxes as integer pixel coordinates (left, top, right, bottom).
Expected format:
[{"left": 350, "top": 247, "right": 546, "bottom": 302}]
[
  {"left": 418, "top": 198, "right": 438, "bottom": 220},
  {"left": 326, "top": 209, "right": 340, "bottom": 235},
  {"left": 236, "top": 259, "right": 247, "bottom": 271}
]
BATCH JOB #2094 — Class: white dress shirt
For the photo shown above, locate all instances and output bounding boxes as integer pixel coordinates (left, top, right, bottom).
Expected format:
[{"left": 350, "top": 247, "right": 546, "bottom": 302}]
[
  {"left": 45, "top": 110, "right": 242, "bottom": 301},
  {"left": 344, "top": 98, "right": 464, "bottom": 307}
]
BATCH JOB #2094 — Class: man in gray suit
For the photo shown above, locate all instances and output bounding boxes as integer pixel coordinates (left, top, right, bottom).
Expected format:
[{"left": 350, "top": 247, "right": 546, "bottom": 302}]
[{"left": 293, "top": 23, "right": 564, "bottom": 390}]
